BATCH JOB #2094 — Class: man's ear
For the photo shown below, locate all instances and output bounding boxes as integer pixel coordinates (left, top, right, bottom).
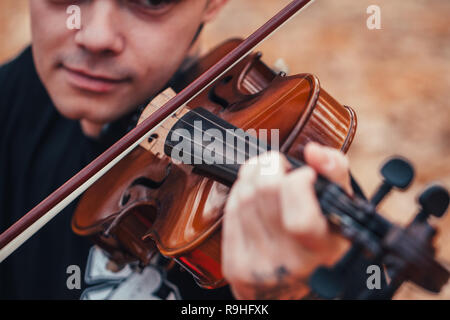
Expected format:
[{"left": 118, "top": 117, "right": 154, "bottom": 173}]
[{"left": 202, "top": 0, "right": 229, "bottom": 23}]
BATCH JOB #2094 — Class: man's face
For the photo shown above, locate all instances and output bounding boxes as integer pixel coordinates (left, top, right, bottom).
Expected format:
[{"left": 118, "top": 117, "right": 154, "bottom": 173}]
[{"left": 29, "top": 0, "right": 223, "bottom": 127}]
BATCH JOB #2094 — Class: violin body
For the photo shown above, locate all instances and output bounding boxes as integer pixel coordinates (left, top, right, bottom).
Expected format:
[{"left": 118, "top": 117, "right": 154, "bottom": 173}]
[{"left": 72, "top": 39, "right": 357, "bottom": 288}]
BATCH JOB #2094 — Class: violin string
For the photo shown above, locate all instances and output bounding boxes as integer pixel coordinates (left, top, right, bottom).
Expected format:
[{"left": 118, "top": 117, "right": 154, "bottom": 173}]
[
  {"left": 161, "top": 92, "right": 286, "bottom": 153},
  {"left": 159, "top": 92, "right": 269, "bottom": 155},
  {"left": 323, "top": 186, "right": 353, "bottom": 211},
  {"left": 160, "top": 91, "right": 280, "bottom": 152},
  {"left": 148, "top": 101, "right": 268, "bottom": 163},
  {"left": 332, "top": 187, "right": 362, "bottom": 215},
  {"left": 155, "top": 123, "right": 242, "bottom": 178},
  {"left": 320, "top": 193, "right": 349, "bottom": 220},
  {"left": 170, "top": 113, "right": 266, "bottom": 162},
  {"left": 159, "top": 92, "right": 259, "bottom": 153},
  {"left": 320, "top": 186, "right": 361, "bottom": 222},
  {"left": 153, "top": 121, "right": 253, "bottom": 171},
  {"left": 149, "top": 104, "right": 251, "bottom": 163}
]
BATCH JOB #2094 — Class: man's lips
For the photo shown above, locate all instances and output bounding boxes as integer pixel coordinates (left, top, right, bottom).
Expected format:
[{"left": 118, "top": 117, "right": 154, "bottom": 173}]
[{"left": 62, "top": 64, "right": 130, "bottom": 93}]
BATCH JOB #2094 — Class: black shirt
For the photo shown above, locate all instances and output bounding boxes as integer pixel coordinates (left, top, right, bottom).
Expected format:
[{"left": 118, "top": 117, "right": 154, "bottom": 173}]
[
  {"left": 0, "top": 47, "right": 233, "bottom": 299},
  {"left": 0, "top": 47, "right": 101, "bottom": 299}
]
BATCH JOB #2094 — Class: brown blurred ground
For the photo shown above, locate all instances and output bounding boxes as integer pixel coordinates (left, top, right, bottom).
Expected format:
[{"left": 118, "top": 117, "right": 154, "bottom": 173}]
[{"left": 1, "top": 0, "right": 449, "bottom": 299}]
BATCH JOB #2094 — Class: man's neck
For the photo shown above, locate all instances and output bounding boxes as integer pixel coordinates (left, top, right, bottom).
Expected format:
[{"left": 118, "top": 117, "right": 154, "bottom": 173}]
[{"left": 80, "top": 119, "right": 105, "bottom": 138}]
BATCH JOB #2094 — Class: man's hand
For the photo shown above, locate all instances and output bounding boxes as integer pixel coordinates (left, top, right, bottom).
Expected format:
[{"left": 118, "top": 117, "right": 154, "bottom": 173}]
[{"left": 222, "top": 142, "right": 353, "bottom": 300}]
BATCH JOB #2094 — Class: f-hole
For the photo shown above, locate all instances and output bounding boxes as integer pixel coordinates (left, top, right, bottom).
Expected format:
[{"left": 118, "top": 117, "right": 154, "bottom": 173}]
[
  {"left": 208, "top": 75, "right": 233, "bottom": 109},
  {"left": 121, "top": 163, "right": 173, "bottom": 206}
]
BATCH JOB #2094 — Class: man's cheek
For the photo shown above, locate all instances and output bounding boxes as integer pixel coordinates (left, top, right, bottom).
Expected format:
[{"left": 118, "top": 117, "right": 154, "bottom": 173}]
[
  {"left": 31, "top": 2, "right": 69, "bottom": 41},
  {"left": 31, "top": 22, "right": 71, "bottom": 78}
]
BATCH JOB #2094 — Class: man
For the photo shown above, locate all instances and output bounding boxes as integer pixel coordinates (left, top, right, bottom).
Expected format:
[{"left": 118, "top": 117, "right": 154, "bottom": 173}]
[{"left": 0, "top": 0, "right": 356, "bottom": 299}]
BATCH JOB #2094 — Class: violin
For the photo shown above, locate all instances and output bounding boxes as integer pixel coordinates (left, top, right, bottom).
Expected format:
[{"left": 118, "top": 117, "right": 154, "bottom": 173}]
[
  {"left": 0, "top": 0, "right": 448, "bottom": 299},
  {"left": 72, "top": 38, "right": 357, "bottom": 289}
]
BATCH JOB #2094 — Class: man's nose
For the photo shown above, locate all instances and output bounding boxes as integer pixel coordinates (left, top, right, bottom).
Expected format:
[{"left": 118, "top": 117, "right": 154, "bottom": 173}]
[{"left": 74, "top": 1, "right": 125, "bottom": 55}]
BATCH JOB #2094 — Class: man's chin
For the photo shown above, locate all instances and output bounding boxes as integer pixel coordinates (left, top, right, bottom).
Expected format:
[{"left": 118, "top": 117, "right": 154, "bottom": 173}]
[
  {"left": 79, "top": 118, "right": 108, "bottom": 138},
  {"left": 46, "top": 78, "right": 133, "bottom": 120},
  {"left": 53, "top": 101, "right": 124, "bottom": 124}
]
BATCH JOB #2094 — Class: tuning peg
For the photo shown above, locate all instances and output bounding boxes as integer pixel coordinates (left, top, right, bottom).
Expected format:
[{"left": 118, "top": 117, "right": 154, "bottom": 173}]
[
  {"left": 414, "top": 184, "right": 450, "bottom": 223},
  {"left": 370, "top": 157, "right": 415, "bottom": 206}
]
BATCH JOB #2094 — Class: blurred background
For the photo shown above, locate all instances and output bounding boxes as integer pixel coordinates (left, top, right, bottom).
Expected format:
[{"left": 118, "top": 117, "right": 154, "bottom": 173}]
[{"left": 1, "top": 0, "right": 449, "bottom": 299}]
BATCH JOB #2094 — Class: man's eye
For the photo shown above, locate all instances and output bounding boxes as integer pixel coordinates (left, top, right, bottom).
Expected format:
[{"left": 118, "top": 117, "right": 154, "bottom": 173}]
[{"left": 128, "top": 0, "right": 178, "bottom": 12}]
